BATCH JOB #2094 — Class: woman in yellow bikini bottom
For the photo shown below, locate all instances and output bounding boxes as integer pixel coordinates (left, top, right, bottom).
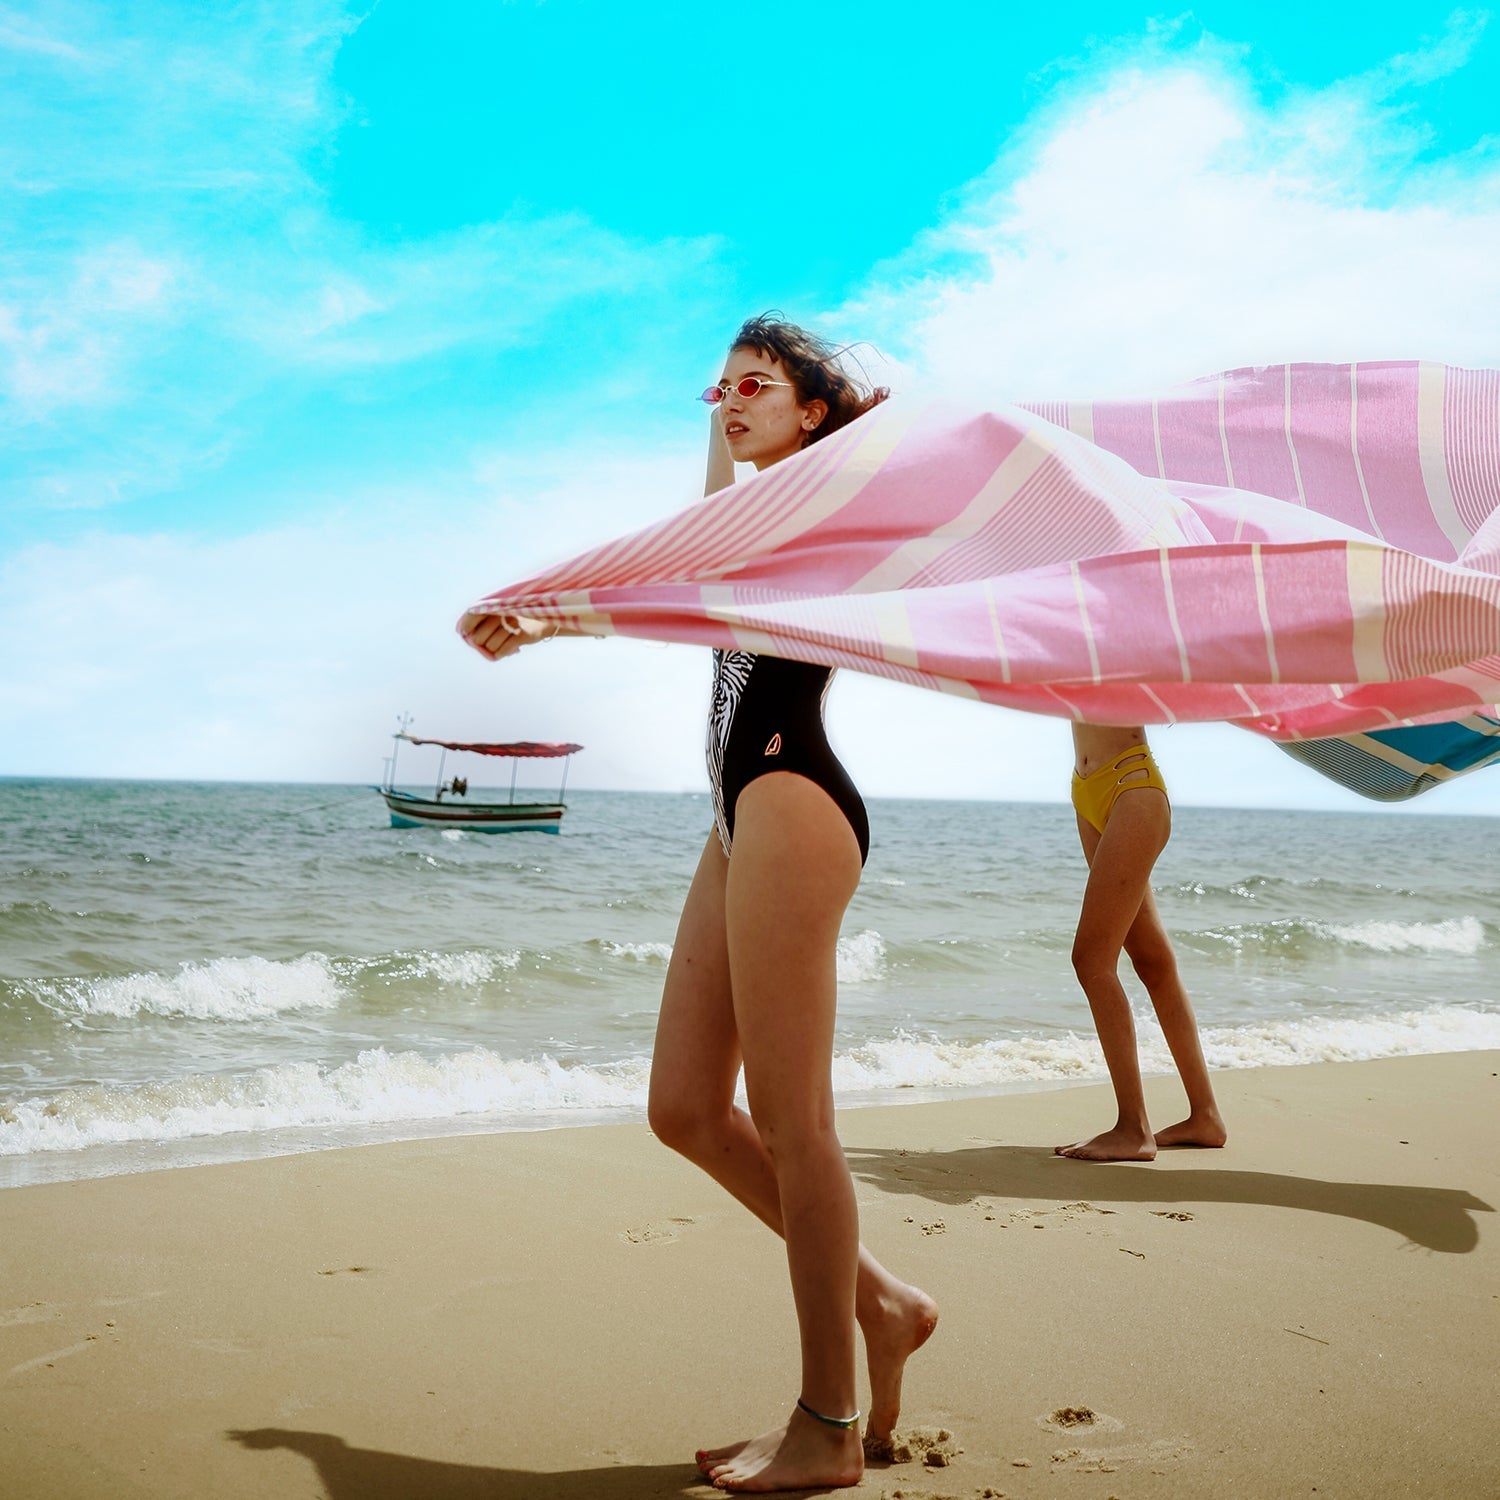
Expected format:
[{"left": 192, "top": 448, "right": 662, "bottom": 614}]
[
  {"left": 1055, "top": 725, "right": 1227, "bottom": 1162},
  {"left": 1070, "top": 742, "right": 1170, "bottom": 834}
]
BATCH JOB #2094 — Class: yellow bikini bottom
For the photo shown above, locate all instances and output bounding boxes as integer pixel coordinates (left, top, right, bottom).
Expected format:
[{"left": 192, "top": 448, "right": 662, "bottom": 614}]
[{"left": 1070, "top": 745, "right": 1170, "bottom": 834}]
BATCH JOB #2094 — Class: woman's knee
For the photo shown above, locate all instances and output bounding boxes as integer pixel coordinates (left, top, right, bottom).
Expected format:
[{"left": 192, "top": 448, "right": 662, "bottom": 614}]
[
  {"left": 1126, "top": 939, "right": 1178, "bottom": 992},
  {"left": 1071, "top": 937, "right": 1120, "bottom": 987},
  {"left": 746, "top": 1098, "right": 836, "bottom": 1168},
  {"left": 647, "top": 1085, "right": 719, "bottom": 1156}
]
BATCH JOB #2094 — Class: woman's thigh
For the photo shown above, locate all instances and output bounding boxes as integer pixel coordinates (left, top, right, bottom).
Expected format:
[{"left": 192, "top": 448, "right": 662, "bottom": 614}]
[
  {"left": 723, "top": 773, "right": 862, "bottom": 1135},
  {"left": 651, "top": 831, "right": 741, "bottom": 1117},
  {"left": 1075, "top": 790, "right": 1170, "bottom": 957}
]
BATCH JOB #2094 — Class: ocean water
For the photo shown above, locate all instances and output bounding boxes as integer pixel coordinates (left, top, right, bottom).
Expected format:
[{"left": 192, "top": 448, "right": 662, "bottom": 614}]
[{"left": 2, "top": 777, "right": 1497, "bottom": 1187}]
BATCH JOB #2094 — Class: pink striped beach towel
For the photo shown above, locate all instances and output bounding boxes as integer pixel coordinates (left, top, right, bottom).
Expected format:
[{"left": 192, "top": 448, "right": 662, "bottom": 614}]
[{"left": 463, "top": 360, "right": 1500, "bottom": 760}]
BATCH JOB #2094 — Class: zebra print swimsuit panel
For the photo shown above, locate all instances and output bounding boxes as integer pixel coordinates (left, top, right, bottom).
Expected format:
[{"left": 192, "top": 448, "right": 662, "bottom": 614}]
[{"left": 706, "top": 649, "right": 870, "bottom": 864}]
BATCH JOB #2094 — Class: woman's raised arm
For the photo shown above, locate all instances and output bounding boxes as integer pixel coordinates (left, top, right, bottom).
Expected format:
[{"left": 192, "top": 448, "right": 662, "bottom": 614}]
[{"left": 705, "top": 407, "right": 735, "bottom": 498}]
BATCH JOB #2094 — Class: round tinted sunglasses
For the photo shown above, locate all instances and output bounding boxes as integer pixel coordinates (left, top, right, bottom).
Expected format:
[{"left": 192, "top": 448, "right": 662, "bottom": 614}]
[{"left": 699, "top": 377, "right": 794, "bottom": 405}]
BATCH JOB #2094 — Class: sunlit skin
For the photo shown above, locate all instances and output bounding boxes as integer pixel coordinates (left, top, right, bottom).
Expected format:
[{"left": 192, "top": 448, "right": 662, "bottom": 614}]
[
  {"left": 461, "top": 344, "right": 936, "bottom": 1493},
  {"left": 1055, "top": 722, "right": 1228, "bottom": 1162}
]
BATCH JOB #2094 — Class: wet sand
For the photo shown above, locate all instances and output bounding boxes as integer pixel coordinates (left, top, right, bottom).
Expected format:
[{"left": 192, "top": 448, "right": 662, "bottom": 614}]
[{"left": 2, "top": 1050, "right": 1496, "bottom": 1499}]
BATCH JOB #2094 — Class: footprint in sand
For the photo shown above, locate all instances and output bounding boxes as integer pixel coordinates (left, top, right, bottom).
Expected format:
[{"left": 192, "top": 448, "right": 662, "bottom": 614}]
[
  {"left": 1037, "top": 1405, "right": 1124, "bottom": 1436},
  {"left": 620, "top": 1217, "right": 697, "bottom": 1246},
  {"left": 1039, "top": 1411, "right": 1192, "bottom": 1478},
  {"left": 1053, "top": 1436, "right": 1192, "bottom": 1474},
  {"left": 1004, "top": 1202, "right": 1118, "bottom": 1230},
  {"left": 1151, "top": 1210, "right": 1195, "bottom": 1222},
  {"left": 0, "top": 1302, "right": 62, "bottom": 1329}
]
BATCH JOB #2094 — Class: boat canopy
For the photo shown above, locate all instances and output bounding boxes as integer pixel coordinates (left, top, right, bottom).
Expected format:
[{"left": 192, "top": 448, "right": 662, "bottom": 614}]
[{"left": 399, "top": 734, "right": 583, "bottom": 759}]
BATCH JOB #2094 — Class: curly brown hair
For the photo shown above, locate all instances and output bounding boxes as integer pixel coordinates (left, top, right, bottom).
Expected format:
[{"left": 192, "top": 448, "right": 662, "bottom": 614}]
[{"left": 730, "top": 313, "right": 889, "bottom": 447}]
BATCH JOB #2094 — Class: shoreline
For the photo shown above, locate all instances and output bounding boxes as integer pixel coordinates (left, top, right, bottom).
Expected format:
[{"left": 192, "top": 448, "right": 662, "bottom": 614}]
[
  {"left": 7, "top": 1027, "right": 1498, "bottom": 1190},
  {"left": 0, "top": 1073, "right": 1109, "bottom": 1192},
  {"left": 3, "top": 1050, "right": 1496, "bottom": 1498}
]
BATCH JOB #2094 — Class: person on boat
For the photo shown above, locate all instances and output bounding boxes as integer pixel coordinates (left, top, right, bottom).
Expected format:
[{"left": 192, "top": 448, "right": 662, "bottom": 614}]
[
  {"left": 459, "top": 315, "right": 937, "bottom": 1493},
  {"left": 1055, "top": 724, "right": 1227, "bottom": 1161}
]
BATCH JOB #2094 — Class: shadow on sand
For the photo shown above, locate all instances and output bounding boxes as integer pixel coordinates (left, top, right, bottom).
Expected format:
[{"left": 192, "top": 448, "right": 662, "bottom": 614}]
[
  {"left": 847, "top": 1144, "right": 1493, "bottom": 1253},
  {"left": 227, "top": 1429, "right": 726, "bottom": 1500}
]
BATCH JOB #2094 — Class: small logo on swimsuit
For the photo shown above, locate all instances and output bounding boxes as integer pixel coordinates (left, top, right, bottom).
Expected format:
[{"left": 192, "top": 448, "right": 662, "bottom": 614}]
[{"left": 764, "top": 733, "right": 782, "bottom": 756}]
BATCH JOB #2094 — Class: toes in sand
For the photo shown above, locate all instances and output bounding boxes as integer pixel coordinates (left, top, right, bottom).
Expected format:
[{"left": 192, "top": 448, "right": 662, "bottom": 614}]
[{"left": 863, "top": 1282, "right": 940, "bottom": 1444}]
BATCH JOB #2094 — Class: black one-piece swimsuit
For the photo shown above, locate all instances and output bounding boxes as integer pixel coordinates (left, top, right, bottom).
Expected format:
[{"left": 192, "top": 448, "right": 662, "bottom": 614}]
[{"left": 706, "top": 649, "right": 870, "bottom": 864}]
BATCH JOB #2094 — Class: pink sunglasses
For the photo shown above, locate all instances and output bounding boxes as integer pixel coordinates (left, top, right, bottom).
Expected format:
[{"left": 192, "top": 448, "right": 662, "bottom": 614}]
[{"left": 699, "top": 376, "right": 794, "bottom": 405}]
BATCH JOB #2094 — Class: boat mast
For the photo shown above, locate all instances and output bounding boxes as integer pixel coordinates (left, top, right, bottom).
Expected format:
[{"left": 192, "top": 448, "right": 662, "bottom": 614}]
[
  {"left": 509, "top": 758, "right": 518, "bottom": 805},
  {"left": 388, "top": 711, "right": 414, "bottom": 790}
]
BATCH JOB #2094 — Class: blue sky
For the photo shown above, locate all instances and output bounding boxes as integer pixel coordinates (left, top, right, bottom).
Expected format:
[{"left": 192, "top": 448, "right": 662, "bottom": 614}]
[{"left": 3, "top": 1, "right": 1499, "bottom": 813}]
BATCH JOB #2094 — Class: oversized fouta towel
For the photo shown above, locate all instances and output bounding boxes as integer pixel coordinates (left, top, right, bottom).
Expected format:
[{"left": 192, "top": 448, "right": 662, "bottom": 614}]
[{"left": 463, "top": 360, "right": 1500, "bottom": 794}]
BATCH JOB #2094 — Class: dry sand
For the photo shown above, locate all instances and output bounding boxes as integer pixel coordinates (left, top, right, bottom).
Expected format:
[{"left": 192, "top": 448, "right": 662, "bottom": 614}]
[{"left": 2, "top": 1051, "right": 1496, "bottom": 1499}]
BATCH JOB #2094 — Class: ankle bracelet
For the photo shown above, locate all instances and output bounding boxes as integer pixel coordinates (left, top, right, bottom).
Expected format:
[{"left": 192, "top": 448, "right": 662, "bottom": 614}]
[{"left": 796, "top": 1397, "right": 861, "bottom": 1431}]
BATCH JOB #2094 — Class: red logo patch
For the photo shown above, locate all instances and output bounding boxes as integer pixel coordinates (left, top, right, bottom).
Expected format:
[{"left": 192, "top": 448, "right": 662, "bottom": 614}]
[{"left": 764, "top": 733, "right": 782, "bottom": 756}]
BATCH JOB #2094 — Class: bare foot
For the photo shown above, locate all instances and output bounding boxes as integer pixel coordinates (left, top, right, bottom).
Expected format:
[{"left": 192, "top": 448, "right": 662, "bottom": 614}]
[
  {"left": 698, "top": 1284, "right": 937, "bottom": 1473},
  {"left": 1154, "top": 1111, "right": 1227, "bottom": 1149},
  {"left": 1055, "top": 1125, "right": 1156, "bottom": 1161},
  {"left": 704, "top": 1407, "right": 862, "bottom": 1492},
  {"left": 860, "top": 1280, "right": 939, "bottom": 1446},
  {"left": 696, "top": 1437, "right": 749, "bottom": 1475}
]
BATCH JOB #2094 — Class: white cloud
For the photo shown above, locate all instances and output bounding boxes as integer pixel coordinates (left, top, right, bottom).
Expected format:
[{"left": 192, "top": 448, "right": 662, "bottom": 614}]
[
  {"left": 849, "top": 44, "right": 1500, "bottom": 400},
  {"left": 0, "top": 239, "right": 178, "bottom": 413}
]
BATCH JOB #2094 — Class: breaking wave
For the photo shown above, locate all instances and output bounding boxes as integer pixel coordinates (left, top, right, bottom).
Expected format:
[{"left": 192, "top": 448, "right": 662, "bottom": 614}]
[
  {"left": 21, "top": 954, "right": 344, "bottom": 1022},
  {"left": 4, "top": 1004, "right": 1495, "bottom": 1157},
  {"left": 1191, "top": 915, "right": 1487, "bottom": 959}
]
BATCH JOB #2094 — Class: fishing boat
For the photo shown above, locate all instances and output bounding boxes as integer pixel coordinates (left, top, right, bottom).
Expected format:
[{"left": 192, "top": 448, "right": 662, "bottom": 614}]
[{"left": 376, "top": 722, "right": 583, "bottom": 833}]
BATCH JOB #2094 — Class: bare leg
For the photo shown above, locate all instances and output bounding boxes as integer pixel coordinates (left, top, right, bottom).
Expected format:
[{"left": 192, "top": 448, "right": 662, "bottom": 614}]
[
  {"left": 703, "top": 773, "right": 863, "bottom": 1492},
  {"left": 1123, "top": 890, "right": 1227, "bottom": 1148},
  {"left": 1055, "top": 792, "right": 1169, "bottom": 1162},
  {"left": 649, "top": 826, "right": 935, "bottom": 1480}
]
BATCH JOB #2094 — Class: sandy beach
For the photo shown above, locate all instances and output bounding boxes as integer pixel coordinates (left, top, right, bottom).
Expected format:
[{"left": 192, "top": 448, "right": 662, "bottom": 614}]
[{"left": 2, "top": 1050, "right": 1496, "bottom": 1499}]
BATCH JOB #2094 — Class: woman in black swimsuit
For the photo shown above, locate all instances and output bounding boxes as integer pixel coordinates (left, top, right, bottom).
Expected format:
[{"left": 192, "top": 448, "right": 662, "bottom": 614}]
[{"left": 464, "top": 317, "right": 935, "bottom": 1493}]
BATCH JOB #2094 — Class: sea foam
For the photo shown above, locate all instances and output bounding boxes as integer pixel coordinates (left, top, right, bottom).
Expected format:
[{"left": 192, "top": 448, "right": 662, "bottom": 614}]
[
  {"left": 0, "top": 1048, "right": 653, "bottom": 1155},
  {"left": 1317, "top": 916, "right": 1485, "bottom": 956},
  {"left": 20, "top": 947, "right": 529, "bottom": 1021},
  {"left": 591, "top": 931, "right": 887, "bottom": 983},
  {"left": 597, "top": 939, "right": 675, "bottom": 964},
  {"left": 4, "top": 1004, "right": 1494, "bottom": 1157},
  {"left": 836, "top": 929, "right": 887, "bottom": 985},
  {"left": 378, "top": 949, "right": 521, "bottom": 985},
  {"left": 1193, "top": 914, "right": 1488, "bottom": 958},
  {"left": 26, "top": 953, "right": 343, "bottom": 1022},
  {"left": 833, "top": 1005, "right": 1500, "bottom": 1092}
]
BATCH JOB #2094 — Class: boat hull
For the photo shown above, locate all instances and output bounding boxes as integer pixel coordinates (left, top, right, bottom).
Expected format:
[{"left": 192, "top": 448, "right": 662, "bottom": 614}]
[{"left": 381, "top": 790, "right": 564, "bottom": 834}]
